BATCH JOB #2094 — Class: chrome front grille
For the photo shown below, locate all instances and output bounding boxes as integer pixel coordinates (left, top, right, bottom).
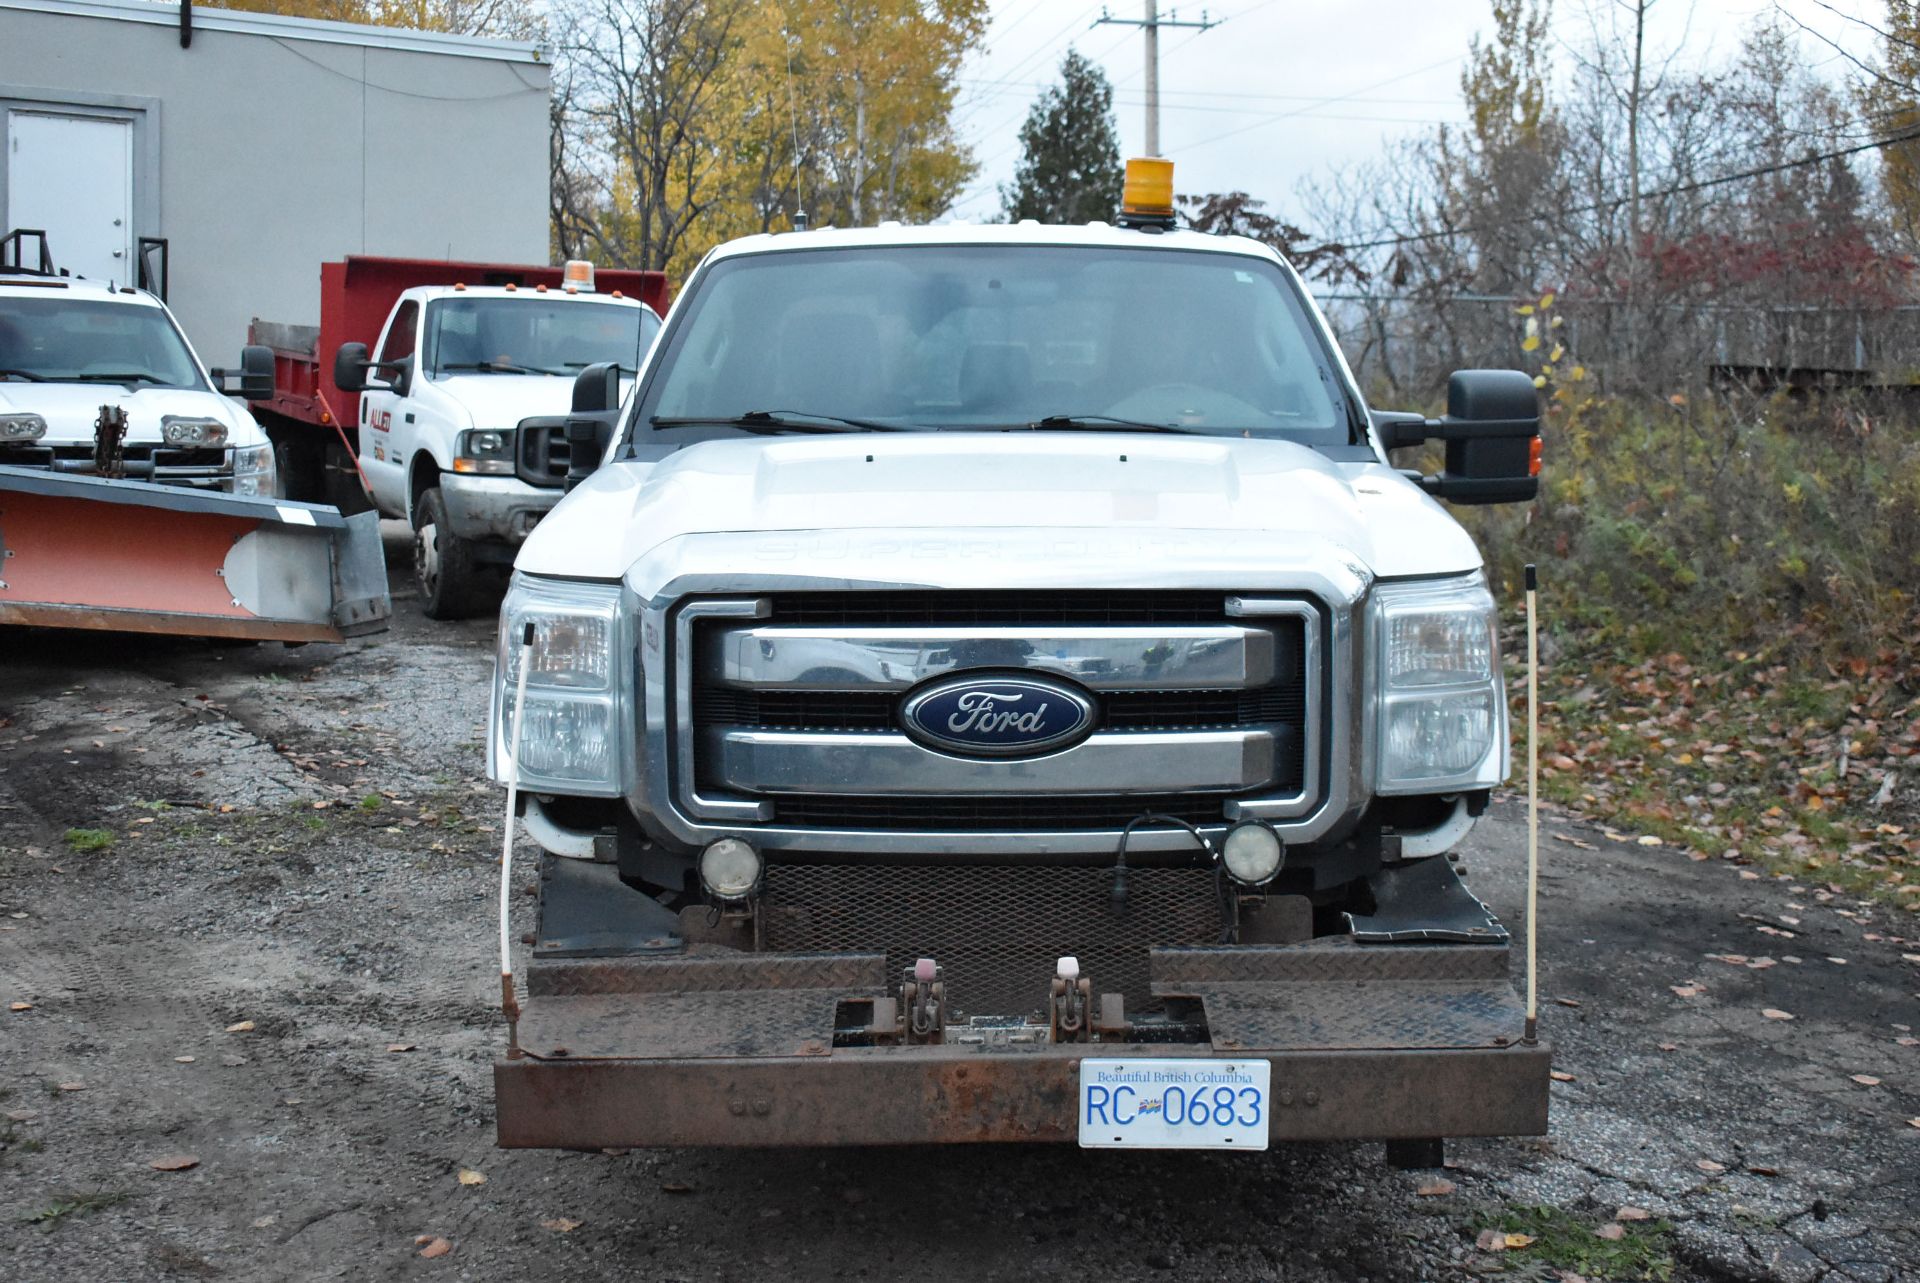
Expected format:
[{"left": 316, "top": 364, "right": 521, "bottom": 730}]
[{"left": 676, "top": 591, "right": 1321, "bottom": 834}]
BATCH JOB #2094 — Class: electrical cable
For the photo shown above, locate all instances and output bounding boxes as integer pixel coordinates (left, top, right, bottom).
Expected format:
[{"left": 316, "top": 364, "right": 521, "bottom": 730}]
[{"left": 1333, "top": 122, "right": 1920, "bottom": 252}]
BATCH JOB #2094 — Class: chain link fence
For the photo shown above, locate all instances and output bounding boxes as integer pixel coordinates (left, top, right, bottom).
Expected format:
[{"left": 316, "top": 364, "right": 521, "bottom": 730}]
[{"left": 1313, "top": 292, "right": 1920, "bottom": 398}]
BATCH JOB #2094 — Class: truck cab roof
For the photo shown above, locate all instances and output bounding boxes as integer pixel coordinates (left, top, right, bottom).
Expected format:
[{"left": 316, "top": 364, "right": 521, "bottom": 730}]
[
  {"left": 391, "top": 283, "right": 659, "bottom": 308},
  {"left": 705, "top": 219, "right": 1285, "bottom": 266}
]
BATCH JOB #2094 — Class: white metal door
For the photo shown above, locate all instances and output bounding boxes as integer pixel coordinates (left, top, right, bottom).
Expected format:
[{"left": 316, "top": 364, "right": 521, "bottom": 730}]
[{"left": 7, "top": 111, "right": 134, "bottom": 284}]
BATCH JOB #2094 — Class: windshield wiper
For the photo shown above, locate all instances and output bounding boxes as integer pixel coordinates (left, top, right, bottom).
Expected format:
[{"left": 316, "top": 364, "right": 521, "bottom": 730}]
[
  {"left": 439, "top": 361, "right": 566, "bottom": 376},
  {"left": 1005, "top": 414, "right": 1211, "bottom": 434},
  {"left": 0, "top": 367, "right": 47, "bottom": 382},
  {"left": 67, "top": 372, "right": 169, "bottom": 385},
  {"left": 650, "top": 410, "right": 913, "bottom": 434}
]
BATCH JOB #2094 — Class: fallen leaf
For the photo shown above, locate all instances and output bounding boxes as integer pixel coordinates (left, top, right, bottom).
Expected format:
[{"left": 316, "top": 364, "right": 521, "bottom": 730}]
[
  {"left": 660, "top": 1181, "right": 694, "bottom": 1194},
  {"left": 1897, "top": 1037, "right": 1918, "bottom": 1047},
  {"left": 174, "top": 1056, "right": 195, "bottom": 1064},
  {"left": 1696, "top": 1159, "right": 1727, "bottom": 1173},
  {"left": 1616, "top": 1206, "right": 1652, "bottom": 1221},
  {"left": 149, "top": 1154, "right": 200, "bottom": 1171},
  {"left": 1415, "top": 1177, "right": 1456, "bottom": 1196},
  {"left": 57, "top": 1081, "right": 85, "bottom": 1091},
  {"left": 1670, "top": 984, "right": 1704, "bottom": 998},
  {"left": 1551, "top": 1071, "right": 1577, "bottom": 1082},
  {"left": 1658, "top": 1042, "right": 1680, "bottom": 1052},
  {"left": 1504, "top": 1233, "right": 1535, "bottom": 1249},
  {"left": 225, "top": 1020, "right": 255, "bottom": 1033},
  {"left": 386, "top": 1043, "right": 416, "bottom": 1054},
  {"left": 1908, "top": 1118, "right": 1920, "bottom": 1129},
  {"left": 1595, "top": 1223, "right": 1626, "bottom": 1241},
  {"left": 8, "top": 1108, "right": 39, "bottom": 1121},
  {"left": 1762, "top": 1008, "right": 1795, "bottom": 1021},
  {"left": 252, "top": 1215, "right": 277, "bottom": 1228},
  {"left": 1475, "top": 1228, "right": 1507, "bottom": 1252},
  {"left": 457, "top": 1168, "right": 487, "bottom": 1186},
  {"left": 1637, "top": 835, "right": 1663, "bottom": 846},
  {"left": 1555, "top": 997, "right": 1582, "bottom": 1008},
  {"left": 8, "top": 1001, "right": 31, "bottom": 1011},
  {"left": 417, "top": 1237, "right": 453, "bottom": 1259},
  {"left": 541, "top": 1217, "right": 583, "bottom": 1233},
  {"left": 1851, "top": 1074, "right": 1882, "bottom": 1086},
  {"left": 1748, "top": 1165, "right": 1780, "bottom": 1177}
]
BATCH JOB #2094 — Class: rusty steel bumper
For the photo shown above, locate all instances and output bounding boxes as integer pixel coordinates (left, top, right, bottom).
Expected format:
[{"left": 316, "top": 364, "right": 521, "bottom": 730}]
[
  {"left": 496, "top": 1042, "right": 1550, "bottom": 1149},
  {"left": 494, "top": 938, "right": 1551, "bottom": 1149}
]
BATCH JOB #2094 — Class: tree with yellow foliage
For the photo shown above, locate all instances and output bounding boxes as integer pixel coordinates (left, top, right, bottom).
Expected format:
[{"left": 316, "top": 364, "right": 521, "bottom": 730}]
[{"left": 205, "top": 0, "right": 540, "bottom": 39}]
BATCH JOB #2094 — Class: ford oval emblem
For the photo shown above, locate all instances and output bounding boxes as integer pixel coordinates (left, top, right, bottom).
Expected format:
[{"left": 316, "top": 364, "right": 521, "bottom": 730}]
[{"left": 899, "top": 673, "right": 1098, "bottom": 758}]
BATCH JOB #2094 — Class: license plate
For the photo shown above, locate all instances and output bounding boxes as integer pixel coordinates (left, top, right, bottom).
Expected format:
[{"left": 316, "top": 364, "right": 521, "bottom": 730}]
[{"left": 1077, "top": 1058, "right": 1271, "bottom": 1150}]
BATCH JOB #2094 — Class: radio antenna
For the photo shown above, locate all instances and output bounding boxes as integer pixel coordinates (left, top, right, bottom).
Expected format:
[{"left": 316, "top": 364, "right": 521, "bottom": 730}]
[{"left": 1523, "top": 563, "right": 1541, "bottom": 1045}]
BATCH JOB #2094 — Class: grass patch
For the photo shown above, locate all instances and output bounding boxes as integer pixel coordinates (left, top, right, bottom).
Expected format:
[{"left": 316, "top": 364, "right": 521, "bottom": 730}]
[
  {"left": 61, "top": 828, "right": 113, "bottom": 853},
  {"left": 1472, "top": 1205, "right": 1675, "bottom": 1280},
  {"left": 358, "top": 794, "right": 383, "bottom": 812},
  {"left": 25, "top": 1189, "right": 127, "bottom": 1230}
]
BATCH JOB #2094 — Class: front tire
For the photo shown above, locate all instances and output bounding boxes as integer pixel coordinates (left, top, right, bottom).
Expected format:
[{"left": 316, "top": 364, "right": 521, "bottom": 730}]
[{"left": 413, "top": 487, "right": 493, "bottom": 620}]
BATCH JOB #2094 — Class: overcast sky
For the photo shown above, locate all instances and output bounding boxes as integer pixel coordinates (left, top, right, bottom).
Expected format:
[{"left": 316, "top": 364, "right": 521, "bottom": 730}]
[{"left": 942, "top": 0, "right": 1889, "bottom": 228}]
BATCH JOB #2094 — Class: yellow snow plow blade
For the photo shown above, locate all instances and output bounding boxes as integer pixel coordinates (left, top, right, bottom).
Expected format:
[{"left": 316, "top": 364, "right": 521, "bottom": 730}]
[{"left": 0, "top": 465, "right": 389, "bottom": 642}]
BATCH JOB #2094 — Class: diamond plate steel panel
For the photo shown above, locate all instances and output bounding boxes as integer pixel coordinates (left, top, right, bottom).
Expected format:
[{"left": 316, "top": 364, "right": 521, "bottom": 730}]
[
  {"left": 527, "top": 952, "right": 888, "bottom": 998},
  {"left": 1188, "top": 981, "right": 1527, "bottom": 1052},
  {"left": 517, "top": 991, "right": 845, "bottom": 1060},
  {"left": 1152, "top": 941, "right": 1511, "bottom": 986}
]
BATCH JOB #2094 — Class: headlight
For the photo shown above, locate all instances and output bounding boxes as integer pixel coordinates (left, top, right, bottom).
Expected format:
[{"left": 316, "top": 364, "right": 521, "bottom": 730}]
[
  {"left": 161, "top": 416, "right": 228, "bottom": 447},
  {"left": 492, "top": 574, "right": 627, "bottom": 795},
  {"left": 228, "top": 442, "right": 276, "bottom": 496},
  {"left": 1372, "top": 572, "right": 1506, "bottom": 793},
  {"left": 454, "top": 428, "right": 515, "bottom": 475},
  {"left": 0, "top": 413, "right": 47, "bottom": 442}
]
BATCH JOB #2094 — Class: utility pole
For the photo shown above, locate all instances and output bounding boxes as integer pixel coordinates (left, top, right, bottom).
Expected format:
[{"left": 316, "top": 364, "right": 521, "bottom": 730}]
[{"left": 1094, "top": 3, "right": 1217, "bottom": 156}]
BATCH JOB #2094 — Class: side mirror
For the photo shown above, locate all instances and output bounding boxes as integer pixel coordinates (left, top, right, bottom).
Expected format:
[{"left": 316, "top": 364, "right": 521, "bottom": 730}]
[
  {"left": 564, "top": 416, "right": 612, "bottom": 491},
  {"left": 571, "top": 361, "right": 621, "bottom": 414},
  {"left": 1377, "top": 370, "right": 1540, "bottom": 505},
  {"left": 334, "top": 342, "right": 371, "bottom": 393},
  {"left": 238, "top": 344, "right": 274, "bottom": 401},
  {"left": 211, "top": 344, "right": 275, "bottom": 401},
  {"left": 387, "top": 355, "right": 413, "bottom": 399}
]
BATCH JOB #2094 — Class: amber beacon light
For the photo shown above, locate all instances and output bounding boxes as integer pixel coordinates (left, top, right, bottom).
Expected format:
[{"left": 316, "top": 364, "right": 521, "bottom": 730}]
[{"left": 1118, "top": 158, "right": 1177, "bottom": 230}]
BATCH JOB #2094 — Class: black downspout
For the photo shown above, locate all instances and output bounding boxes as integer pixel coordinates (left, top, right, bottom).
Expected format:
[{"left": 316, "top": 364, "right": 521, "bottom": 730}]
[{"left": 180, "top": 0, "right": 192, "bottom": 49}]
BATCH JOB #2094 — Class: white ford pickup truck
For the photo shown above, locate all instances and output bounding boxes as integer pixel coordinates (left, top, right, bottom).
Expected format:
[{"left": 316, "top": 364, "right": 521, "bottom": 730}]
[{"left": 485, "top": 163, "right": 1549, "bottom": 1164}]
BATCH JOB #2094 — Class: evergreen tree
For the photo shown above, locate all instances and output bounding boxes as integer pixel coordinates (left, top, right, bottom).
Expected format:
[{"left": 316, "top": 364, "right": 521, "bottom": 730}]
[{"left": 999, "top": 51, "right": 1124, "bottom": 224}]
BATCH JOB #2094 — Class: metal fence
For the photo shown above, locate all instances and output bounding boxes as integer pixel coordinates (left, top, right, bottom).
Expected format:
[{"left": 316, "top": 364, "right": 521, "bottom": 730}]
[{"left": 1313, "top": 292, "right": 1920, "bottom": 397}]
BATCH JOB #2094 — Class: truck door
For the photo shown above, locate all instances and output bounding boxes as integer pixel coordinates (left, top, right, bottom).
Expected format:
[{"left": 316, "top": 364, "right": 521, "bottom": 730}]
[
  {"left": 6, "top": 111, "right": 134, "bottom": 284},
  {"left": 359, "top": 300, "right": 418, "bottom": 515}
]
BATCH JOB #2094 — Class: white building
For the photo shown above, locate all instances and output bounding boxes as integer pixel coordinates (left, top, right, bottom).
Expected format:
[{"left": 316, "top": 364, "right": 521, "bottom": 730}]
[{"left": 0, "top": 0, "right": 550, "bottom": 362}]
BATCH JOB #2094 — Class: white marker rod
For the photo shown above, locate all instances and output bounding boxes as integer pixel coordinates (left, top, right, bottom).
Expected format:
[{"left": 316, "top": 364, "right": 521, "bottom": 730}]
[
  {"left": 499, "top": 622, "right": 535, "bottom": 1042},
  {"left": 1524, "top": 563, "right": 1540, "bottom": 1044}
]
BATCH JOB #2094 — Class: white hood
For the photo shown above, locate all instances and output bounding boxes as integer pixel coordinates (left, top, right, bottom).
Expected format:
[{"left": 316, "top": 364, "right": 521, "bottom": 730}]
[
  {"left": 514, "top": 432, "right": 1483, "bottom": 583},
  {"left": 426, "top": 373, "right": 632, "bottom": 430},
  {"left": 0, "top": 381, "right": 262, "bottom": 446}
]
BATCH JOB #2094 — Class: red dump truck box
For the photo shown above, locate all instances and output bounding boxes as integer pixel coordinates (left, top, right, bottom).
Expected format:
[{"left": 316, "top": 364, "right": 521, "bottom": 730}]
[{"left": 250, "top": 256, "right": 671, "bottom": 435}]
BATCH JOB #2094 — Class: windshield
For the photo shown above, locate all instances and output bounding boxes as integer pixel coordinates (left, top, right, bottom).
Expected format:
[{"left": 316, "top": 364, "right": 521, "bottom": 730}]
[
  {"left": 633, "top": 244, "right": 1356, "bottom": 442},
  {"left": 0, "top": 294, "right": 205, "bottom": 389},
  {"left": 423, "top": 297, "right": 659, "bottom": 377}
]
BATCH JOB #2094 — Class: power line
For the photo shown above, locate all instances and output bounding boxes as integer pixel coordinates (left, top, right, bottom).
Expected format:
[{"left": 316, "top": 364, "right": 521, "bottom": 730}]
[
  {"left": 1170, "top": 52, "right": 1468, "bottom": 154},
  {"left": 1335, "top": 123, "right": 1920, "bottom": 253}
]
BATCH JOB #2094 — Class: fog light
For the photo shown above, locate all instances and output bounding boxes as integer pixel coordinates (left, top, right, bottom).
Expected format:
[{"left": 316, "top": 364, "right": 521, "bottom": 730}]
[
  {"left": 1221, "top": 820, "right": 1283, "bottom": 887},
  {"left": 699, "top": 837, "right": 762, "bottom": 902}
]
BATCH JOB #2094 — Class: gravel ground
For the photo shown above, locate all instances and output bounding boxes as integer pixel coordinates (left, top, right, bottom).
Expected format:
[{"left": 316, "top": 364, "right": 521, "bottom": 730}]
[{"left": 1, "top": 531, "right": 1916, "bottom": 1281}]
